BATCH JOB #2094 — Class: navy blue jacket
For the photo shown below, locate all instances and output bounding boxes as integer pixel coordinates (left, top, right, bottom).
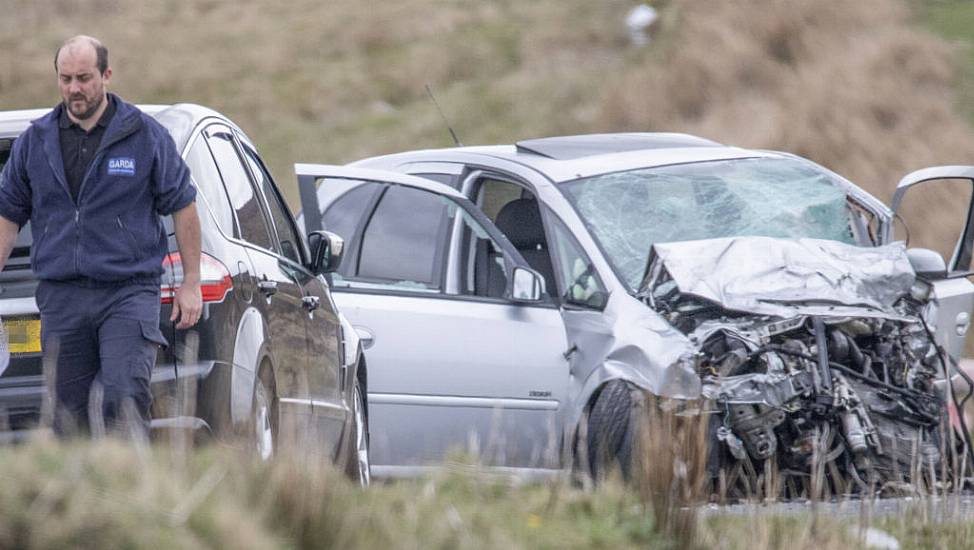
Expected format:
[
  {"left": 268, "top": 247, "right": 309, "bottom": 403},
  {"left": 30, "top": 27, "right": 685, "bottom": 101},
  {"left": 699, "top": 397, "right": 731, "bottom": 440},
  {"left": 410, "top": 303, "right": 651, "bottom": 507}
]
[{"left": 0, "top": 95, "right": 196, "bottom": 283}]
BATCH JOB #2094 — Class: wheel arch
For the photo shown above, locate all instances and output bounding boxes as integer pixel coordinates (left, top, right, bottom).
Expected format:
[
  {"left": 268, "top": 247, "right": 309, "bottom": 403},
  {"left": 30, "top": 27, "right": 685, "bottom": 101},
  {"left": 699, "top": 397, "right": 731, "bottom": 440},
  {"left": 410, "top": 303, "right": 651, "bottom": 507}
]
[{"left": 230, "top": 306, "right": 271, "bottom": 425}]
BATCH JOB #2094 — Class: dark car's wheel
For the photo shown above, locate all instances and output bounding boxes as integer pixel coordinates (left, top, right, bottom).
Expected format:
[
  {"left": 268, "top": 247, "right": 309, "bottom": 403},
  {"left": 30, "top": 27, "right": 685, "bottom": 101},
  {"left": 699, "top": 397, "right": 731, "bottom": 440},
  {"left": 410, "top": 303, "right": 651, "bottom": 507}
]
[
  {"left": 252, "top": 368, "right": 277, "bottom": 461},
  {"left": 586, "top": 379, "right": 643, "bottom": 482},
  {"left": 344, "top": 376, "right": 371, "bottom": 486}
]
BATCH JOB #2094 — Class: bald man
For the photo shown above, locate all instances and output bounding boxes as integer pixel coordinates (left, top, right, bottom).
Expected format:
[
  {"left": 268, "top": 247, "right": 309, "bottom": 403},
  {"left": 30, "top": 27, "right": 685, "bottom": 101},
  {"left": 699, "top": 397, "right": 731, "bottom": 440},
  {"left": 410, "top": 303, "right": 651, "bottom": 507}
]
[{"left": 0, "top": 36, "right": 202, "bottom": 437}]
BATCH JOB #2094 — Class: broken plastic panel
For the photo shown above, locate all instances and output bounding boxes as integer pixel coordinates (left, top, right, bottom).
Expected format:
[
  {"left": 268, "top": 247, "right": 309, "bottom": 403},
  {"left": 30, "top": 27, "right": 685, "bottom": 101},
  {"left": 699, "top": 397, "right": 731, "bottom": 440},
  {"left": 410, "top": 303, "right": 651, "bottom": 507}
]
[{"left": 561, "top": 157, "right": 857, "bottom": 289}]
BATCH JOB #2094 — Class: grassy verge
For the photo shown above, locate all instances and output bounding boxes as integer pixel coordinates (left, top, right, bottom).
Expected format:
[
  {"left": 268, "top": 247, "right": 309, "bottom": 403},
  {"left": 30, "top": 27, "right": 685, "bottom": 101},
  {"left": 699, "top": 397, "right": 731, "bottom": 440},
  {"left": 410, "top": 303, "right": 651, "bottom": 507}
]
[{"left": 2, "top": 437, "right": 973, "bottom": 549}]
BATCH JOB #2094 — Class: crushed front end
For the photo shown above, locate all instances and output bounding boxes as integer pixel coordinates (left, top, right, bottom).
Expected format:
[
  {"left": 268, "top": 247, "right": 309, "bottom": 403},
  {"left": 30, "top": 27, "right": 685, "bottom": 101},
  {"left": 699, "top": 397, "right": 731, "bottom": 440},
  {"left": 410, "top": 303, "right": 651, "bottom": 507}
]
[{"left": 642, "top": 237, "right": 966, "bottom": 498}]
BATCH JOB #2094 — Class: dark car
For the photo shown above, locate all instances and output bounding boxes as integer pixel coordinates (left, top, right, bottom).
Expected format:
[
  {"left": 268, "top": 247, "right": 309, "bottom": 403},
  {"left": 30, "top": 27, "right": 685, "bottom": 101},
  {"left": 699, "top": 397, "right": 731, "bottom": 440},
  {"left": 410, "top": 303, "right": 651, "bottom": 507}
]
[{"left": 0, "top": 105, "right": 369, "bottom": 484}]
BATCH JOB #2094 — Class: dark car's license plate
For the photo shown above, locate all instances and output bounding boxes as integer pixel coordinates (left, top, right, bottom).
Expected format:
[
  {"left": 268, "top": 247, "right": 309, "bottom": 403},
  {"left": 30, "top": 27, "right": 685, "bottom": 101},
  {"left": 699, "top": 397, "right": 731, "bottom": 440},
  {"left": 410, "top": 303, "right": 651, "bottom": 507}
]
[{"left": 4, "top": 317, "right": 41, "bottom": 354}]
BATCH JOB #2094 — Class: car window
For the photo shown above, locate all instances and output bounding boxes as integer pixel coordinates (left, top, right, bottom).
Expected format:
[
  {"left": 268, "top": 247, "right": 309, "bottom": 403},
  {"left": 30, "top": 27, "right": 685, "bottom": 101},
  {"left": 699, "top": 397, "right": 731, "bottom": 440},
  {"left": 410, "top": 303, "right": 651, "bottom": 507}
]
[
  {"left": 320, "top": 181, "right": 381, "bottom": 245},
  {"left": 205, "top": 129, "right": 275, "bottom": 250},
  {"left": 242, "top": 145, "right": 303, "bottom": 264},
  {"left": 477, "top": 177, "right": 526, "bottom": 223},
  {"left": 350, "top": 185, "right": 449, "bottom": 292},
  {"left": 548, "top": 214, "right": 608, "bottom": 309},
  {"left": 449, "top": 203, "right": 509, "bottom": 299},
  {"left": 0, "top": 139, "right": 10, "bottom": 173},
  {"left": 184, "top": 136, "right": 237, "bottom": 237}
]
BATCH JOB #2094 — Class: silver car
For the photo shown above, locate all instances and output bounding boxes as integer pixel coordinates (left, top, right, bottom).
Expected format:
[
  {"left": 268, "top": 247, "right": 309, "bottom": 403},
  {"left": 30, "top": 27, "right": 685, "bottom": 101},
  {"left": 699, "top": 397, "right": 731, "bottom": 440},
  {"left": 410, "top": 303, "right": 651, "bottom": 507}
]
[{"left": 297, "top": 134, "right": 974, "bottom": 494}]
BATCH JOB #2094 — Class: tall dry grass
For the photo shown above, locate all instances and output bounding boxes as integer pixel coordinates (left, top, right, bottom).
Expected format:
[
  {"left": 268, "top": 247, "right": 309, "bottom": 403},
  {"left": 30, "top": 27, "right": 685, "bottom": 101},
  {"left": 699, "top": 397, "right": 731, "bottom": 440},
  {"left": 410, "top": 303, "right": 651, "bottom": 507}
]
[{"left": 601, "top": 0, "right": 974, "bottom": 259}]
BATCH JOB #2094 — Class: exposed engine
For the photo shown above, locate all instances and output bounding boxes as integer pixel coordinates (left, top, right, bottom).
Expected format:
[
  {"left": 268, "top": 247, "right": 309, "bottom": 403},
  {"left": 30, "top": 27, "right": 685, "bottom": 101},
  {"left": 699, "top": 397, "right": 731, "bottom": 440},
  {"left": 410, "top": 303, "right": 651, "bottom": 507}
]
[{"left": 650, "top": 275, "right": 961, "bottom": 500}]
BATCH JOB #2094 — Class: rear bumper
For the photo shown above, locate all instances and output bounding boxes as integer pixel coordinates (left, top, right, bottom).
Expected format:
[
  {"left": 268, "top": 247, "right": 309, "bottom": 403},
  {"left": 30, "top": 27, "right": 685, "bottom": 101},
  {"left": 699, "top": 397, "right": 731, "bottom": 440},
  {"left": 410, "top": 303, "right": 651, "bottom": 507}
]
[
  {"left": 0, "top": 375, "right": 45, "bottom": 430},
  {"left": 0, "top": 360, "right": 229, "bottom": 441}
]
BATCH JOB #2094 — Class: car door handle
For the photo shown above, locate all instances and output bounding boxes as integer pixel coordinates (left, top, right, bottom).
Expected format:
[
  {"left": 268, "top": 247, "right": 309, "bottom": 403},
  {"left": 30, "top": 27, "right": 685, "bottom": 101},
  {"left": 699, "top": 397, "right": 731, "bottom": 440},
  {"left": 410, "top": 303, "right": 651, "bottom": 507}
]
[
  {"left": 563, "top": 343, "right": 578, "bottom": 360},
  {"left": 258, "top": 280, "right": 278, "bottom": 297},
  {"left": 355, "top": 326, "right": 375, "bottom": 350},
  {"left": 302, "top": 295, "right": 320, "bottom": 312}
]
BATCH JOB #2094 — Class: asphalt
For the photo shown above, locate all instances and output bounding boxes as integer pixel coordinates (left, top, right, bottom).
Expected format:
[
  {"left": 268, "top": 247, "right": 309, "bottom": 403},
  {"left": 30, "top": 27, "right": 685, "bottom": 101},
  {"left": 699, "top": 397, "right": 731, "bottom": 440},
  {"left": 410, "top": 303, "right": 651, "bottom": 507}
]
[{"left": 704, "top": 493, "right": 974, "bottom": 520}]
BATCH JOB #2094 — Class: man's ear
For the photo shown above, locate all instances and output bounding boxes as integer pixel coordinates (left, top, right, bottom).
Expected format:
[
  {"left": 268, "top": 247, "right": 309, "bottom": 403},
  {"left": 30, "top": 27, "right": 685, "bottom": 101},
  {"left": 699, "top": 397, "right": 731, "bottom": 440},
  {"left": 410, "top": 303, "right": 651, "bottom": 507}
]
[{"left": 102, "top": 66, "right": 112, "bottom": 86}]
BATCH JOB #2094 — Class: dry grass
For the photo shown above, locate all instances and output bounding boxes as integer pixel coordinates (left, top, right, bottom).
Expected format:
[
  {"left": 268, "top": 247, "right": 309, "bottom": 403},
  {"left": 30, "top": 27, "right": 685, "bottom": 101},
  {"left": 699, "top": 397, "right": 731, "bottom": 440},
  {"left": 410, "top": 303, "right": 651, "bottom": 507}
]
[
  {"left": 0, "top": 435, "right": 972, "bottom": 549},
  {"left": 4, "top": 0, "right": 974, "bottom": 545}
]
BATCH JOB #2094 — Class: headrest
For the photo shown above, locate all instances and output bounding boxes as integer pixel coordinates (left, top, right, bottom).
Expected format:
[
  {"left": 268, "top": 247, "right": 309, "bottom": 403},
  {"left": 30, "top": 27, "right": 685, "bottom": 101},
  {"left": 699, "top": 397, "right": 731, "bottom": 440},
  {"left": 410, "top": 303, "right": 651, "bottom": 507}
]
[{"left": 495, "top": 198, "right": 545, "bottom": 249}]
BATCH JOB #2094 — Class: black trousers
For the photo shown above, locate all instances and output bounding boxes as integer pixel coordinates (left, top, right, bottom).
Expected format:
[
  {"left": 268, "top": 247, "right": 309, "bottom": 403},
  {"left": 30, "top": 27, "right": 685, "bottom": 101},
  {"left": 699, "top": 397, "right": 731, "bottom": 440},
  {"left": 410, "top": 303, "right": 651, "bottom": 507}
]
[{"left": 37, "top": 279, "right": 167, "bottom": 437}]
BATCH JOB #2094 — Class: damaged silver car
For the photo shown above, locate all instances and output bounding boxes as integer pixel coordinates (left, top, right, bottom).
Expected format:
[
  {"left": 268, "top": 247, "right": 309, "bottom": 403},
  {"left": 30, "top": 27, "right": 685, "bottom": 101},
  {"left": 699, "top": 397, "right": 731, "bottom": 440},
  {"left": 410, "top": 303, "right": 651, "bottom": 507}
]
[{"left": 296, "top": 134, "right": 974, "bottom": 494}]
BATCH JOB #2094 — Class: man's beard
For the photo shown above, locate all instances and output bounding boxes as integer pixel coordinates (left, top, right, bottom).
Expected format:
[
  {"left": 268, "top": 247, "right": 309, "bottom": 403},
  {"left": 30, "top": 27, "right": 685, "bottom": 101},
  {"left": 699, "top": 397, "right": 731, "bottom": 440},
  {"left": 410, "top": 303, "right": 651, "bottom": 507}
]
[{"left": 65, "top": 91, "right": 104, "bottom": 121}]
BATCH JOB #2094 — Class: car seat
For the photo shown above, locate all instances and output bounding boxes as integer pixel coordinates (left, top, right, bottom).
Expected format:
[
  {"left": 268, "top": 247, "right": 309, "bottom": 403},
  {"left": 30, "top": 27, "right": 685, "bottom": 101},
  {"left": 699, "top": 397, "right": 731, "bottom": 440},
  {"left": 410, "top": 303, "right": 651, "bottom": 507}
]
[{"left": 494, "top": 198, "right": 555, "bottom": 296}]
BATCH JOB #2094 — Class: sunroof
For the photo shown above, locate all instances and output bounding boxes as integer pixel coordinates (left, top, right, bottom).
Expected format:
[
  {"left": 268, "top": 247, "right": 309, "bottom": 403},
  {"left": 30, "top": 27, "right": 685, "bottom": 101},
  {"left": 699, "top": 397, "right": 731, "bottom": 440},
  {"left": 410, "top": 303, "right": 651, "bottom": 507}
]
[{"left": 514, "top": 133, "right": 721, "bottom": 160}]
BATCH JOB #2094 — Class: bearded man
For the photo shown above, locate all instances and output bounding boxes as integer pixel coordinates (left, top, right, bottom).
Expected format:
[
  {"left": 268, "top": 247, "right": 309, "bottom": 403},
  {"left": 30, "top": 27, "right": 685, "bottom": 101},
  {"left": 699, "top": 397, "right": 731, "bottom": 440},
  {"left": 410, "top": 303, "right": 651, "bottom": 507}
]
[{"left": 0, "top": 35, "right": 202, "bottom": 437}]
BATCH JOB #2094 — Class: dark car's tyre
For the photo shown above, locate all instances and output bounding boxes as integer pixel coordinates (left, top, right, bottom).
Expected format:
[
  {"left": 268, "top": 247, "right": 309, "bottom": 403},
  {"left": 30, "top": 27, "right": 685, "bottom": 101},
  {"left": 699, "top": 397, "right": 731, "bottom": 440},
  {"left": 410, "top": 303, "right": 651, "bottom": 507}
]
[
  {"left": 251, "top": 369, "right": 277, "bottom": 461},
  {"left": 344, "top": 376, "right": 371, "bottom": 486},
  {"left": 586, "top": 379, "right": 643, "bottom": 482}
]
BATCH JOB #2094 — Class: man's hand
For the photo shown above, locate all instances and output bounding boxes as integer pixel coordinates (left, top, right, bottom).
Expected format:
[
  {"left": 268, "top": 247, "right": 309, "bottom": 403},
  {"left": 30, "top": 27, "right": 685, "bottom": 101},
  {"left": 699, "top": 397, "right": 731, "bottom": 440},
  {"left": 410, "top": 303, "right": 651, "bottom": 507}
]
[
  {"left": 171, "top": 202, "right": 203, "bottom": 329},
  {"left": 0, "top": 217, "right": 19, "bottom": 274},
  {"left": 171, "top": 280, "right": 202, "bottom": 329}
]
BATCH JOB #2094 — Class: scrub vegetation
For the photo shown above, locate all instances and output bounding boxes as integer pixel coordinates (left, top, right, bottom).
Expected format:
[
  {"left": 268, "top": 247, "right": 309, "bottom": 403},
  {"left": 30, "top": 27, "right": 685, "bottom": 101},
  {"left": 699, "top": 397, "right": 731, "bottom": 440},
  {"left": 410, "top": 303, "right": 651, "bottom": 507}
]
[
  {"left": 3, "top": 0, "right": 974, "bottom": 547},
  {"left": 1, "top": 430, "right": 974, "bottom": 549}
]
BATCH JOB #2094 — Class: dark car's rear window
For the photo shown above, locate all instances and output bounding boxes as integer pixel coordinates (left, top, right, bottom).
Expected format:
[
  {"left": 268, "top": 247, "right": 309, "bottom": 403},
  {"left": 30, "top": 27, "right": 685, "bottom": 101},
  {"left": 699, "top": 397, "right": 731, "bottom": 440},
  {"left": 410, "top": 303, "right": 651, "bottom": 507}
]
[
  {"left": 0, "top": 139, "right": 11, "bottom": 172},
  {"left": 0, "top": 139, "right": 34, "bottom": 251}
]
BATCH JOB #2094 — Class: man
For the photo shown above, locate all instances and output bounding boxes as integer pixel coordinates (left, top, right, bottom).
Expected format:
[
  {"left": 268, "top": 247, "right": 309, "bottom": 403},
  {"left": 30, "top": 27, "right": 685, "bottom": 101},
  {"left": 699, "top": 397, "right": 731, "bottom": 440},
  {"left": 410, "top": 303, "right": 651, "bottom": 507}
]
[{"left": 0, "top": 36, "right": 202, "bottom": 437}]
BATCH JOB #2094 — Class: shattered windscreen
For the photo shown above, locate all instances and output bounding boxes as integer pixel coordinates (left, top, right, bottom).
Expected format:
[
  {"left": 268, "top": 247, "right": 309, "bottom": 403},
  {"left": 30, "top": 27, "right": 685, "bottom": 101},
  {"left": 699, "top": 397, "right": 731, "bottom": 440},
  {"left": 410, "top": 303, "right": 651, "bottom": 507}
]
[{"left": 561, "top": 157, "right": 857, "bottom": 290}]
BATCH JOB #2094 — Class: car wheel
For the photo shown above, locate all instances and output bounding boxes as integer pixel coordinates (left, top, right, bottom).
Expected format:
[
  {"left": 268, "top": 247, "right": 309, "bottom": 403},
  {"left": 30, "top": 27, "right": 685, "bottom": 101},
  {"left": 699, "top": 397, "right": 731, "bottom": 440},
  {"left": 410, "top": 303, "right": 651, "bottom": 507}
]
[
  {"left": 345, "top": 377, "right": 371, "bottom": 486},
  {"left": 586, "top": 379, "right": 642, "bottom": 482},
  {"left": 252, "top": 370, "right": 276, "bottom": 461}
]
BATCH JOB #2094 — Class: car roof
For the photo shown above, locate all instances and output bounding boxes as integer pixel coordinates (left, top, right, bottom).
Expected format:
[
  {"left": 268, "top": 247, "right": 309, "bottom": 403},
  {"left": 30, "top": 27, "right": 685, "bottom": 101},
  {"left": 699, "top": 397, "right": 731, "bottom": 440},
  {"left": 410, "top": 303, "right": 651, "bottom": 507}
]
[
  {"left": 353, "top": 133, "right": 781, "bottom": 184},
  {"left": 513, "top": 132, "right": 721, "bottom": 159},
  {"left": 0, "top": 103, "right": 240, "bottom": 152}
]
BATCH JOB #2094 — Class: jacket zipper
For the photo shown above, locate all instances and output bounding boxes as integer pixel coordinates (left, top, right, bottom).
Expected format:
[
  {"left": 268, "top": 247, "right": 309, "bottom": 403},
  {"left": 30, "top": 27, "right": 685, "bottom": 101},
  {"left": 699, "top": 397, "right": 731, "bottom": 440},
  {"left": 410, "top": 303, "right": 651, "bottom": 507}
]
[{"left": 71, "top": 115, "right": 139, "bottom": 276}]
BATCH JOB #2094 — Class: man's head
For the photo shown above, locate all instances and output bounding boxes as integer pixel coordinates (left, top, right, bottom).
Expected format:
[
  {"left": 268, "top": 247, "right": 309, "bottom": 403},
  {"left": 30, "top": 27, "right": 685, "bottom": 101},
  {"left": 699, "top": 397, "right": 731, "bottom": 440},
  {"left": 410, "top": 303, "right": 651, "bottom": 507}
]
[{"left": 54, "top": 36, "right": 111, "bottom": 122}]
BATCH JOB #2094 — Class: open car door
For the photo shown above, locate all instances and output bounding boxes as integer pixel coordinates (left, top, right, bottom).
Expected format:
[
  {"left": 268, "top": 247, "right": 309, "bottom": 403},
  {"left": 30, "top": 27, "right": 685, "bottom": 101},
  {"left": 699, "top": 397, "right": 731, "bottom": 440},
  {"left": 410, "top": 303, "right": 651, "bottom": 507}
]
[
  {"left": 892, "top": 165, "right": 974, "bottom": 361},
  {"left": 295, "top": 163, "right": 569, "bottom": 476}
]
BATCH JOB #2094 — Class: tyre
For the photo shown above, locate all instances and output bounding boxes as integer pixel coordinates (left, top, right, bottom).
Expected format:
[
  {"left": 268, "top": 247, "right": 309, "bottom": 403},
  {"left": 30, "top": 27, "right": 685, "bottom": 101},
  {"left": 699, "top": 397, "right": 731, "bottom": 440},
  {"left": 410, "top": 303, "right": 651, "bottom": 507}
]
[
  {"left": 344, "top": 376, "right": 371, "bottom": 486},
  {"left": 251, "top": 369, "right": 276, "bottom": 461},
  {"left": 585, "top": 379, "right": 642, "bottom": 482}
]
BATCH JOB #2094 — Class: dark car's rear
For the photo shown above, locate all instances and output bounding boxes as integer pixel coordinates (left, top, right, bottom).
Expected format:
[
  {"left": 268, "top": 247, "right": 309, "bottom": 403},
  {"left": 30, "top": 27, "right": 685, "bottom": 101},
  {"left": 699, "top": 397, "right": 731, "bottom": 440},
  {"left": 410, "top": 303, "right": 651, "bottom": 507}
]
[{"left": 0, "top": 137, "right": 45, "bottom": 436}]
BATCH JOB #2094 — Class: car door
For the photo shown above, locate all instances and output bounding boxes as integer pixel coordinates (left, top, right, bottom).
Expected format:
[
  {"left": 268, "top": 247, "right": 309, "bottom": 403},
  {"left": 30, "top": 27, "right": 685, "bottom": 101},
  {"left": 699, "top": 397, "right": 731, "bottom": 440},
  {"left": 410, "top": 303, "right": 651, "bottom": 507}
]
[
  {"left": 891, "top": 166, "right": 974, "bottom": 361},
  {"left": 245, "top": 146, "right": 346, "bottom": 447},
  {"left": 206, "top": 127, "right": 314, "bottom": 436},
  {"left": 296, "top": 164, "right": 570, "bottom": 474}
]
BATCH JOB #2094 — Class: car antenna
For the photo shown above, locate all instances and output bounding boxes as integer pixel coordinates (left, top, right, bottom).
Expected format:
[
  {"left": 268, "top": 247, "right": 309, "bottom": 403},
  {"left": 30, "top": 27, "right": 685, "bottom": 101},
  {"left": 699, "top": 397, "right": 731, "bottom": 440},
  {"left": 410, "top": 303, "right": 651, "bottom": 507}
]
[{"left": 425, "top": 84, "right": 463, "bottom": 147}]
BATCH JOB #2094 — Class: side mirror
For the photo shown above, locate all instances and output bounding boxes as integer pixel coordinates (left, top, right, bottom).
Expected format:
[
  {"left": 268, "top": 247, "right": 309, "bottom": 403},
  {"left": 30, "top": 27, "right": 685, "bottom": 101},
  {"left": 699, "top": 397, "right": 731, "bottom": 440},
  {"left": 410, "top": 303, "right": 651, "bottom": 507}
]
[
  {"left": 510, "top": 266, "right": 544, "bottom": 302},
  {"left": 308, "top": 230, "right": 345, "bottom": 274},
  {"left": 907, "top": 248, "right": 947, "bottom": 279}
]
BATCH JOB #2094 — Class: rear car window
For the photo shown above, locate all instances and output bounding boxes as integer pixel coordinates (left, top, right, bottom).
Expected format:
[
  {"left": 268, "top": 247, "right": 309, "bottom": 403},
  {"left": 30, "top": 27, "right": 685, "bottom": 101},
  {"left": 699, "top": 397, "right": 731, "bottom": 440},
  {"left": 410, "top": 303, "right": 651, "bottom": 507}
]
[
  {"left": 0, "top": 139, "right": 11, "bottom": 173},
  {"left": 205, "top": 130, "right": 276, "bottom": 250},
  {"left": 185, "top": 137, "right": 236, "bottom": 237}
]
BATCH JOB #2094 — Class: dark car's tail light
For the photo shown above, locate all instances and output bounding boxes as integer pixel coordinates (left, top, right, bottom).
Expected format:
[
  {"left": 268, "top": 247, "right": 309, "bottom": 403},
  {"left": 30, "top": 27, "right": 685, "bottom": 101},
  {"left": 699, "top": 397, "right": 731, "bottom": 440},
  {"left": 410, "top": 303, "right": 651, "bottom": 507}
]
[{"left": 161, "top": 252, "right": 233, "bottom": 304}]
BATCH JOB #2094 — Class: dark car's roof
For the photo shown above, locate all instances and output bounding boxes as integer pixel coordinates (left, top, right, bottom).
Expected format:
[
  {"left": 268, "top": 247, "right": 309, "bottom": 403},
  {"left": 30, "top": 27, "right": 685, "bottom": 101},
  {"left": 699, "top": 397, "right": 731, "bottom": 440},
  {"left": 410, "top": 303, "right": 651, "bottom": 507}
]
[
  {"left": 0, "top": 103, "right": 241, "bottom": 252},
  {"left": 0, "top": 103, "right": 237, "bottom": 152}
]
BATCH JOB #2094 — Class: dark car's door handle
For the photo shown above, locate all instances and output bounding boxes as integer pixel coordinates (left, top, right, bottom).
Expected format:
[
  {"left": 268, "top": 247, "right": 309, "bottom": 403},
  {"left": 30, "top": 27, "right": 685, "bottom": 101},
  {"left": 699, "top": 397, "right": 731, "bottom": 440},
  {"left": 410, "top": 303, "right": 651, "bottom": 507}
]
[
  {"left": 302, "top": 295, "right": 320, "bottom": 312},
  {"left": 258, "top": 280, "right": 278, "bottom": 297}
]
